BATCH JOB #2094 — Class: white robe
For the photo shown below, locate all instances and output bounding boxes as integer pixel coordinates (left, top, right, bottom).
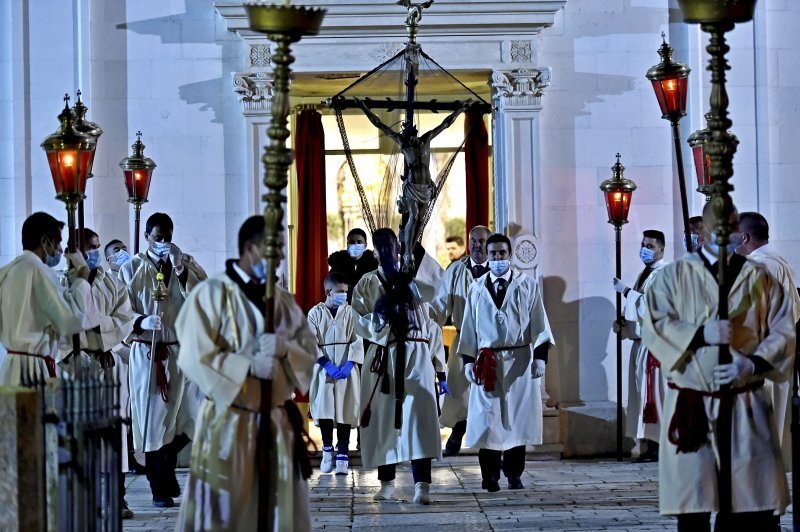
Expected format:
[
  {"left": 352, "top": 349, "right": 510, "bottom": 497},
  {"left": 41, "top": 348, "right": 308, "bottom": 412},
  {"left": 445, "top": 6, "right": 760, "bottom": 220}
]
[
  {"left": 175, "top": 271, "right": 316, "bottom": 532},
  {"left": 747, "top": 245, "right": 800, "bottom": 450},
  {"left": 120, "top": 251, "right": 207, "bottom": 452},
  {"left": 351, "top": 270, "right": 446, "bottom": 469},
  {"left": 642, "top": 252, "right": 792, "bottom": 515},
  {"left": 0, "top": 250, "right": 99, "bottom": 384},
  {"left": 307, "top": 303, "right": 364, "bottom": 426},
  {"left": 621, "top": 260, "right": 667, "bottom": 442},
  {"left": 457, "top": 269, "right": 554, "bottom": 451},
  {"left": 429, "top": 257, "right": 482, "bottom": 427}
]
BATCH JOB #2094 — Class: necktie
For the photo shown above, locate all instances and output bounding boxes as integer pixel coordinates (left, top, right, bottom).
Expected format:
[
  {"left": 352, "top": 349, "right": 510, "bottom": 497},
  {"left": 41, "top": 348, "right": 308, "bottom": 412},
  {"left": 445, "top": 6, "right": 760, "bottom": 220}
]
[
  {"left": 471, "top": 264, "right": 486, "bottom": 278},
  {"left": 493, "top": 277, "right": 507, "bottom": 307},
  {"left": 636, "top": 266, "right": 654, "bottom": 290},
  {"left": 159, "top": 259, "right": 173, "bottom": 286},
  {"left": 496, "top": 278, "right": 507, "bottom": 292}
]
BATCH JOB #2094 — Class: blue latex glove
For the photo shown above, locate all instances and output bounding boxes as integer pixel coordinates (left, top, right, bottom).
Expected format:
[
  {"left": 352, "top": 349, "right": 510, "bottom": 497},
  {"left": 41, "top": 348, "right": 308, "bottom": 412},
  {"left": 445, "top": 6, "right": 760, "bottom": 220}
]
[
  {"left": 335, "top": 360, "right": 355, "bottom": 380},
  {"left": 439, "top": 381, "right": 451, "bottom": 396},
  {"left": 322, "top": 360, "right": 339, "bottom": 379}
]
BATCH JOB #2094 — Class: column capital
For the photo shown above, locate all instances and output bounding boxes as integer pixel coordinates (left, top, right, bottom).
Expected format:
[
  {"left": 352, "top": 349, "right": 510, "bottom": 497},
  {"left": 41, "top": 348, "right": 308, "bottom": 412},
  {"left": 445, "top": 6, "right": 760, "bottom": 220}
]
[
  {"left": 491, "top": 67, "right": 551, "bottom": 109},
  {"left": 232, "top": 71, "right": 274, "bottom": 115}
]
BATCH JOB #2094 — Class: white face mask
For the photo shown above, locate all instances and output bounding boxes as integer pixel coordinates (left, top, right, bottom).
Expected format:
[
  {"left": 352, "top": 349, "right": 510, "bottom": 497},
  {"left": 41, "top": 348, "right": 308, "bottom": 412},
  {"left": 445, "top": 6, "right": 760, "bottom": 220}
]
[
  {"left": 488, "top": 259, "right": 510, "bottom": 276},
  {"left": 347, "top": 243, "right": 366, "bottom": 259},
  {"left": 86, "top": 249, "right": 102, "bottom": 269},
  {"left": 113, "top": 249, "right": 130, "bottom": 266},
  {"left": 329, "top": 292, "right": 348, "bottom": 307},
  {"left": 152, "top": 241, "right": 170, "bottom": 257}
]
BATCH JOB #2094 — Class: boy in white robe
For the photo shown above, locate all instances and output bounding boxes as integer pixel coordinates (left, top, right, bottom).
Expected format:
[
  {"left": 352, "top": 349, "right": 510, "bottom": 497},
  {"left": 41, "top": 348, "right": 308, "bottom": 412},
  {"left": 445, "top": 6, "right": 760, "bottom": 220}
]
[
  {"left": 120, "top": 212, "right": 207, "bottom": 508},
  {"left": 175, "top": 215, "right": 317, "bottom": 532},
  {"left": 457, "top": 233, "right": 554, "bottom": 492},
  {"left": 351, "top": 228, "right": 446, "bottom": 505},
  {"left": 430, "top": 225, "right": 491, "bottom": 456},
  {"left": 641, "top": 202, "right": 793, "bottom": 531},
  {"left": 0, "top": 212, "right": 98, "bottom": 384},
  {"left": 308, "top": 271, "right": 364, "bottom": 475},
  {"left": 612, "top": 229, "right": 668, "bottom": 462}
]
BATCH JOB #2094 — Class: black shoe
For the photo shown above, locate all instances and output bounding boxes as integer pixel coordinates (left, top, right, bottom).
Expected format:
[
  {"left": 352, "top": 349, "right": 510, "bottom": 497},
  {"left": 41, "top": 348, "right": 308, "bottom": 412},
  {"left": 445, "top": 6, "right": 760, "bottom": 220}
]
[
  {"left": 442, "top": 438, "right": 462, "bottom": 457},
  {"left": 507, "top": 477, "right": 525, "bottom": 490},
  {"left": 481, "top": 479, "right": 501, "bottom": 492},
  {"left": 128, "top": 455, "right": 146, "bottom": 475},
  {"left": 122, "top": 499, "right": 134, "bottom": 519},
  {"left": 168, "top": 481, "right": 181, "bottom": 498},
  {"left": 635, "top": 449, "right": 658, "bottom": 463},
  {"left": 152, "top": 496, "right": 174, "bottom": 508}
]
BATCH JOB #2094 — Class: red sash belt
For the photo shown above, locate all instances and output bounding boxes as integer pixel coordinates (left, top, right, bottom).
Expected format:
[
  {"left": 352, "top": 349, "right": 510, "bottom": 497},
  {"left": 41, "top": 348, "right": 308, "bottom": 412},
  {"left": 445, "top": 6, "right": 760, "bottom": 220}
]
[
  {"left": 132, "top": 339, "right": 179, "bottom": 403},
  {"left": 642, "top": 352, "right": 660, "bottom": 425},
  {"left": 475, "top": 348, "right": 497, "bottom": 392},
  {"left": 666, "top": 379, "right": 764, "bottom": 454},
  {"left": 7, "top": 350, "right": 56, "bottom": 378}
]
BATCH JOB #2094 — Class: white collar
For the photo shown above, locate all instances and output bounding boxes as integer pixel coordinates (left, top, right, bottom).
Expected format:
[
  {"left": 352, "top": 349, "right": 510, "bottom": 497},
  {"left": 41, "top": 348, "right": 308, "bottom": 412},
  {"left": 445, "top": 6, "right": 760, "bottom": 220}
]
[
  {"left": 748, "top": 243, "right": 773, "bottom": 257},
  {"left": 232, "top": 261, "right": 259, "bottom": 285},
  {"left": 699, "top": 246, "right": 718, "bottom": 266},
  {"left": 645, "top": 258, "right": 665, "bottom": 269},
  {"left": 146, "top": 249, "right": 165, "bottom": 263},
  {"left": 469, "top": 257, "right": 488, "bottom": 268},
  {"left": 489, "top": 269, "right": 512, "bottom": 284}
]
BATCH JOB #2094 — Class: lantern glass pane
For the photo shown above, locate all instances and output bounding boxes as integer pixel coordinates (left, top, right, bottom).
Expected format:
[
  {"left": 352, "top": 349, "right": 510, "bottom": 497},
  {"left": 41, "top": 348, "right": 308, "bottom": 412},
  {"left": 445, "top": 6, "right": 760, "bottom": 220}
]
[
  {"left": 691, "top": 144, "right": 705, "bottom": 187},
  {"left": 58, "top": 150, "right": 79, "bottom": 194}
]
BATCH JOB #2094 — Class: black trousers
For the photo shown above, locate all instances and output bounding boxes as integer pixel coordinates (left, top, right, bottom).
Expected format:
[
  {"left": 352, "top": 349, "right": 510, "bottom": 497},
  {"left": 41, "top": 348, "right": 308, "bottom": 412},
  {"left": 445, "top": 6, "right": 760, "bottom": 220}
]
[
  {"left": 145, "top": 433, "right": 190, "bottom": 498},
  {"left": 676, "top": 511, "right": 778, "bottom": 532},
  {"left": 448, "top": 419, "right": 467, "bottom": 443},
  {"left": 377, "top": 459, "right": 432, "bottom": 484},
  {"left": 318, "top": 419, "right": 351, "bottom": 456},
  {"left": 478, "top": 446, "right": 526, "bottom": 481}
]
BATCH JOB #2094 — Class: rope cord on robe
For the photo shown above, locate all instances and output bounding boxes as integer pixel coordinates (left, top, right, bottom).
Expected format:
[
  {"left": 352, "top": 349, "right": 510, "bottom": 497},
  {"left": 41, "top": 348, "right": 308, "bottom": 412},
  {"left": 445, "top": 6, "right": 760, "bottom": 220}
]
[
  {"left": 475, "top": 348, "right": 497, "bottom": 392},
  {"left": 318, "top": 340, "right": 355, "bottom": 347},
  {"left": 666, "top": 379, "right": 764, "bottom": 453},
  {"left": 7, "top": 350, "right": 56, "bottom": 378},
  {"left": 283, "top": 399, "right": 316, "bottom": 480},
  {"left": 642, "top": 351, "right": 660, "bottom": 425},
  {"left": 360, "top": 345, "right": 388, "bottom": 428},
  {"left": 132, "top": 338, "right": 178, "bottom": 402}
]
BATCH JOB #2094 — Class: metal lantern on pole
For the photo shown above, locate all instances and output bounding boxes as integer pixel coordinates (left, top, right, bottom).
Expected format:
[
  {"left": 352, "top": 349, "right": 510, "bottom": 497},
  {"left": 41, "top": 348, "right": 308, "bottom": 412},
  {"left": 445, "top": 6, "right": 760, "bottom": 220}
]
[
  {"left": 688, "top": 115, "right": 739, "bottom": 201},
  {"left": 676, "top": 0, "right": 757, "bottom": 519},
  {"left": 646, "top": 33, "right": 694, "bottom": 252},
  {"left": 245, "top": 2, "right": 325, "bottom": 530},
  {"left": 71, "top": 90, "right": 103, "bottom": 253},
  {"left": 119, "top": 131, "right": 156, "bottom": 254},
  {"left": 600, "top": 153, "right": 637, "bottom": 462}
]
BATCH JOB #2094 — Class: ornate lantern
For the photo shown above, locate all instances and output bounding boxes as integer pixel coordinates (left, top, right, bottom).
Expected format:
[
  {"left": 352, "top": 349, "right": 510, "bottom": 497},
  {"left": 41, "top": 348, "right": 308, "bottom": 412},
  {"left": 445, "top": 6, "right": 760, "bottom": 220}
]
[
  {"left": 688, "top": 115, "right": 739, "bottom": 199},
  {"left": 646, "top": 34, "right": 690, "bottom": 122},
  {"left": 600, "top": 154, "right": 637, "bottom": 227},
  {"left": 119, "top": 131, "right": 157, "bottom": 253}
]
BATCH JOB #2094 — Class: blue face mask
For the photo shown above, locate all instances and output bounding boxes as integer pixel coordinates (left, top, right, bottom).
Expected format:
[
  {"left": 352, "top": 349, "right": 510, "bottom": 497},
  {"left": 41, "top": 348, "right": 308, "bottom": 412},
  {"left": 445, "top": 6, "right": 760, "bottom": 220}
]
[
  {"left": 251, "top": 258, "right": 267, "bottom": 282},
  {"left": 330, "top": 292, "right": 348, "bottom": 307},
  {"left": 639, "top": 247, "right": 655, "bottom": 265},
  {"left": 45, "top": 239, "right": 62, "bottom": 268},
  {"left": 347, "top": 243, "right": 366, "bottom": 259},
  {"left": 709, "top": 241, "right": 737, "bottom": 255},
  {"left": 86, "top": 249, "right": 102, "bottom": 269},
  {"left": 488, "top": 259, "right": 510, "bottom": 276},
  {"left": 683, "top": 233, "right": 700, "bottom": 251},
  {"left": 152, "top": 241, "right": 170, "bottom": 257},
  {"left": 113, "top": 249, "right": 130, "bottom": 266}
]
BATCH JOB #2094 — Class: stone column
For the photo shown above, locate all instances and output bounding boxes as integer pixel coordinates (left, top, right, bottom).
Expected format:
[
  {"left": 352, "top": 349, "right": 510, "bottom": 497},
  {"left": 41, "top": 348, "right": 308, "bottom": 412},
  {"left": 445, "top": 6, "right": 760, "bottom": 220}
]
[{"left": 491, "top": 67, "right": 551, "bottom": 237}]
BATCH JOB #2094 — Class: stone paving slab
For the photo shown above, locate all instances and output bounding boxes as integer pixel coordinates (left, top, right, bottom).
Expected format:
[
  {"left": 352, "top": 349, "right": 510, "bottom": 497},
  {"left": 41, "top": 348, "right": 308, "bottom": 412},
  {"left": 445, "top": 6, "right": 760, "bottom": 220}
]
[{"left": 122, "top": 459, "right": 797, "bottom": 531}]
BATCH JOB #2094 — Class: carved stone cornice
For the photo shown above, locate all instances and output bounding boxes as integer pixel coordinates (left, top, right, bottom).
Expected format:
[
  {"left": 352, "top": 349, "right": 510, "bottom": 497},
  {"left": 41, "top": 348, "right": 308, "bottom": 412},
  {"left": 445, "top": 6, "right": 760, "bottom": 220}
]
[
  {"left": 232, "top": 71, "right": 274, "bottom": 115},
  {"left": 491, "top": 67, "right": 551, "bottom": 109}
]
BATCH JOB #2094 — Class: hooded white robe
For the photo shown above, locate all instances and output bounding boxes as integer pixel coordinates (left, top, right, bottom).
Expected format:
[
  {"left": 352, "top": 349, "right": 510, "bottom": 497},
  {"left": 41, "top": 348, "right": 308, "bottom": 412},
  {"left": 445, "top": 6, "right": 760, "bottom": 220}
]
[
  {"left": 351, "top": 269, "right": 446, "bottom": 469},
  {"left": 0, "top": 250, "right": 98, "bottom": 384},
  {"left": 307, "top": 302, "right": 364, "bottom": 426},
  {"left": 622, "top": 260, "right": 667, "bottom": 442},
  {"left": 175, "top": 272, "right": 316, "bottom": 532},
  {"left": 120, "top": 250, "right": 207, "bottom": 452},
  {"left": 642, "top": 251, "right": 793, "bottom": 515},
  {"left": 457, "top": 269, "right": 554, "bottom": 451}
]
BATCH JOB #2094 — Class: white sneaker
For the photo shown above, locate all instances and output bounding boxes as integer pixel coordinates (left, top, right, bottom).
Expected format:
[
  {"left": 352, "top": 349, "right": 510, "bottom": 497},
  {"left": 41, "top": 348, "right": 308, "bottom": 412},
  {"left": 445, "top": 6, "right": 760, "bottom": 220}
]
[
  {"left": 413, "top": 482, "right": 430, "bottom": 505},
  {"left": 335, "top": 455, "right": 349, "bottom": 475},
  {"left": 373, "top": 480, "right": 395, "bottom": 501},
  {"left": 320, "top": 449, "right": 335, "bottom": 474}
]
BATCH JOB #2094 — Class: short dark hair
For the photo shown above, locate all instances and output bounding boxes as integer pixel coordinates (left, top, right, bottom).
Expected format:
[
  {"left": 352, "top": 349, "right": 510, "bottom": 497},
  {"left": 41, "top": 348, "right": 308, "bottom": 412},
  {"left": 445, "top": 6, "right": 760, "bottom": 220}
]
[
  {"left": 104, "top": 239, "right": 125, "bottom": 257},
  {"left": 446, "top": 235, "right": 464, "bottom": 246},
  {"left": 347, "top": 228, "right": 367, "bottom": 241},
  {"left": 238, "top": 215, "right": 266, "bottom": 255},
  {"left": 689, "top": 216, "right": 703, "bottom": 226},
  {"left": 739, "top": 211, "right": 769, "bottom": 242},
  {"left": 68, "top": 227, "right": 99, "bottom": 251},
  {"left": 372, "top": 227, "right": 400, "bottom": 277},
  {"left": 145, "top": 212, "right": 173, "bottom": 235},
  {"left": 486, "top": 233, "right": 512, "bottom": 252},
  {"left": 324, "top": 270, "right": 349, "bottom": 289},
  {"left": 21, "top": 212, "right": 64, "bottom": 251},
  {"left": 642, "top": 230, "right": 665, "bottom": 248}
]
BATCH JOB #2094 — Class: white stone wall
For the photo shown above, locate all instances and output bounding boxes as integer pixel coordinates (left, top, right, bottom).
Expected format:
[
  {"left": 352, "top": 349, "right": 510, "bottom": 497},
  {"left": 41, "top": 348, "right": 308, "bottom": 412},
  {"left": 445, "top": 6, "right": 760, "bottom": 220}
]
[{"left": 1, "top": 0, "right": 799, "bottom": 456}]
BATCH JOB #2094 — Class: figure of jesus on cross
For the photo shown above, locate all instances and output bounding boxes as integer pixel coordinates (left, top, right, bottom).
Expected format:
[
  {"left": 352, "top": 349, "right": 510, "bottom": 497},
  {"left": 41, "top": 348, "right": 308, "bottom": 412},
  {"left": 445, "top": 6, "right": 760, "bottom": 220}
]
[{"left": 355, "top": 98, "right": 473, "bottom": 272}]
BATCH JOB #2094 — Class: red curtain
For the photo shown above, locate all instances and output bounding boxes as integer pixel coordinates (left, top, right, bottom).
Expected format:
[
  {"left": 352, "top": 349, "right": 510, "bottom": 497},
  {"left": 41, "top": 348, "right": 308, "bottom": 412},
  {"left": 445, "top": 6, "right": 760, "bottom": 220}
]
[
  {"left": 294, "top": 109, "right": 328, "bottom": 314},
  {"left": 464, "top": 108, "right": 490, "bottom": 232}
]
